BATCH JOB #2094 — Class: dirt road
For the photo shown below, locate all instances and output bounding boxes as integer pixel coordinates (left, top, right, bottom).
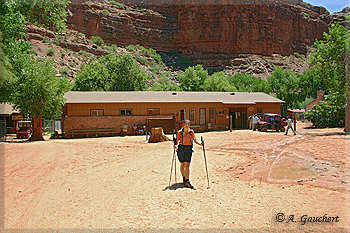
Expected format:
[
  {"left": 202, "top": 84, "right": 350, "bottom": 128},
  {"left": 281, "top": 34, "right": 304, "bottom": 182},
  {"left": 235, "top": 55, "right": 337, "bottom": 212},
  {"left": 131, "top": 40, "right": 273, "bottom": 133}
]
[{"left": 2, "top": 123, "right": 350, "bottom": 231}]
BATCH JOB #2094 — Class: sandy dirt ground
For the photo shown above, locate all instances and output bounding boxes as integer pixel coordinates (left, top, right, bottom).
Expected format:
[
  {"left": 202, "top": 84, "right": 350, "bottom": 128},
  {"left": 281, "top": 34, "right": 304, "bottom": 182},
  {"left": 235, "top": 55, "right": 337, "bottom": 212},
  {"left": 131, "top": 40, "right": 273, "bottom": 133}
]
[{"left": 1, "top": 123, "right": 350, "bottom": 232}]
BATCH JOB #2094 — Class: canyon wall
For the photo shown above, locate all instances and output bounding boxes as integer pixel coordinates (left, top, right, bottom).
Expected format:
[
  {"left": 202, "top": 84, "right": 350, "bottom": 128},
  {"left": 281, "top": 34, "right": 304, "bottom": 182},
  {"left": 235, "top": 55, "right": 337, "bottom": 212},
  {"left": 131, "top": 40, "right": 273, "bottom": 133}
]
[{"left": 67, "top": 0, "right": 336, "bottom": 66}]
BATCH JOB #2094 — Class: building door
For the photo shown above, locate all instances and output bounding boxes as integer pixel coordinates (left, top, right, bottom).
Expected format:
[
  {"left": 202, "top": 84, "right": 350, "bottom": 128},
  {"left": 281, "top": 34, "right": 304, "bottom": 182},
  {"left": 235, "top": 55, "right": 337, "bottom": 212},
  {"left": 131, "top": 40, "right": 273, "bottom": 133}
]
[
  {"left": 242, "top": 112, "right": 247, "bottom": 129},
  {"left": 229, "top": 111, "right": 236, "bottom": 129},
  {"left": 200, "top": 108, "right": 206, "bottom": 125},
  {"left": 229, "top": 108, "right": 247, "bottom": 129},
  {"left": 180, "top": 109, "right": 185, "bottom": 121}
]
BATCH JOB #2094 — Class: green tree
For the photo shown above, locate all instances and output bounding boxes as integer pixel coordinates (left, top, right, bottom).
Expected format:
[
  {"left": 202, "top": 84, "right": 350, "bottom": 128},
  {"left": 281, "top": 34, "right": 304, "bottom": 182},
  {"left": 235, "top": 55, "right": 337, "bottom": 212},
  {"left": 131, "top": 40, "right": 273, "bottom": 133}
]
[
  {"left": 150, "top": 74, "right": 180, "bottom": 91},
  {"left": 9, "top": 55, "right": 70, "bottom": 140},
  {"left": 298, "top": 68, "right": 325, "bottom": 100},
  {"left": 178, "top": 65, "right": 208, "bottom": 91},
  {"left": 74, "top": 53, "right": 147, "bottom": 91},
  {"left": 227, "top": 73, "right": 270, "bottom": 93},
  {"left": 203, "top": 71, "right": 236, "bottom": 92},
  {"left": 305, "top": 92, "right": 346, "bottom": 128},
  {"left": 306, "top": 22, "right": 348, "bottom": 129},
  {"left": 0, "top": 40, "right": 16, "bottom": 102},
  {"left": 18, "top": 0, "right": 70, "bottom": 32},
  {"left": 308, "top": 22, "right": 347, "bottom": 94},
  {"left": 267, "top": 67, "right": 301, "bottom": 111},
  {"left": 1, "top": 1, "right": 70, "bottom": 141}
]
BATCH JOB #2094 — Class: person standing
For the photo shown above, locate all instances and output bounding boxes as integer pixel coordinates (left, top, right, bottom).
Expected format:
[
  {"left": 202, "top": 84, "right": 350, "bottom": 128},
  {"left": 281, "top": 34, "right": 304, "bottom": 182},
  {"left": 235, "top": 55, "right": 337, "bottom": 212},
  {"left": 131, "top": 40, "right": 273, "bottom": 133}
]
[
  {"left": 252, "top": 114, "right": 260, "bottom": 131},
  {"left": 248, "top": 114, "right": 254, "bottom": 130},
  {"left": 285, "top": 116, "right": 296, "bottom": 135},
  {"left": 174, "top": 120, "right": 203, "bottom": 189}
]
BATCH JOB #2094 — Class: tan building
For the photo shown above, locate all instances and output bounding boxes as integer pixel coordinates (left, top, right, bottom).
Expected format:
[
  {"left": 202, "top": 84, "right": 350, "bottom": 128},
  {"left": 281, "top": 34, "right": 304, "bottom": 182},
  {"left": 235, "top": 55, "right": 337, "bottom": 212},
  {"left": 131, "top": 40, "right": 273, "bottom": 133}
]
[
  {"left": 62, "top": 91, "right": 284, "bottom": 138},
  {"left": 305, "top": 90, "right": 325, "bottom": 112},
  {"left": 0, "top": 103, "right": 21, "bottom": 134}
]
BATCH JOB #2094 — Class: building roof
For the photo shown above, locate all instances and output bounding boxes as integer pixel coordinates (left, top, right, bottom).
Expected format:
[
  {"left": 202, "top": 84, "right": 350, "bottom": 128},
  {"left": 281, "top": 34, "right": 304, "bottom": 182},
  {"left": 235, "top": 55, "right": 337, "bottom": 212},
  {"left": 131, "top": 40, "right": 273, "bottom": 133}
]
[
  {"left": 64, "top": 91, "right": 284, "bottom": 104},
  {"left": 0, "top": 103, "right": 19, "bottom": 115},
  {"left": 288, "top": 109, "right": 306, "bottom": 113}
]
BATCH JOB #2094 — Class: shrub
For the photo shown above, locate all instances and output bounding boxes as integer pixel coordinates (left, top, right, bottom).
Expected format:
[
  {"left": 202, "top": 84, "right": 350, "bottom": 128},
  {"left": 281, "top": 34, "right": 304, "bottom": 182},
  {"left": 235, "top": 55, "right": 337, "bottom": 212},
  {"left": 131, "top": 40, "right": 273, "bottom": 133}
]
[
  {"left": 91, "top": 36, "right": 105, "bottom": 46},
  {"left": 103, "top": 9, "right": 110, "bottom": 15},
  {"left": 169, "top": 49, "right": 180, "bottom": 56},
  {"left": 78, "top": 33, "right": 85, "bottom": 38},
  {"left": 111, "top": 1, "right": 125, "bottom": 8},
  {"left": 46, "top": 48, "right": 55, "bottom": 56},
  {"left": 304, "top": 92, "right": 346, "bottom": 128},
  {"left": 59, "top": 67, "right": 69, "bottom": 76}
]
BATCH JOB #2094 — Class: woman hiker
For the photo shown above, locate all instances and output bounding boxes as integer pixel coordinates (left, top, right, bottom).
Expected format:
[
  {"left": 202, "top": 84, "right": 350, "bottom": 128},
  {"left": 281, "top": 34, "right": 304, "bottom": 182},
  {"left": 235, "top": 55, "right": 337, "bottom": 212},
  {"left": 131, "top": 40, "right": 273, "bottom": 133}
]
[{"left": 174, "top": 120, "right": 203, "bottom": 189}]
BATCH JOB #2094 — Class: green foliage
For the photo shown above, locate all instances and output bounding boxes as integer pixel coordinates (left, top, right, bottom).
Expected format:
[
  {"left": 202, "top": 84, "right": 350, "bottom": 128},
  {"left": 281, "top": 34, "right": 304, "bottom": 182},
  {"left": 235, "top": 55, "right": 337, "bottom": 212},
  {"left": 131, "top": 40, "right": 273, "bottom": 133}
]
[
  {"left": 298, "top": 68, "right": 325, "bottom": 99},
  {"left": 267, "top": 67, "right": 301, "bottom": 109},
  {"left": 110, "top": 1, "right": 125, "bottom": 9},
  {"left": 46, "top": 48, "right": 55, "bottom": 56},
  {"left": 135, "top": 45, "right": 163, "bottom": 64},
  {"left": 169, "top": 49, "right": 180, "bottom": 56},
  {"left": 178, "top": 65, "right": 208, "bottom": 91},
  {"left": 18, "top": 0, "right": 70, "bottom": 32},
  {"left": 91, "top": 36, "right": 105, "bottom": 46},
  {"left": 0, "top": 40, "right": 16, "bottom": 102},
  {"left": 9, "top": 54, "right": 70, "bottom": 118},
  {"left": 308, "top": 22, "right": 347, "bottom": 94},
  {"left": 59, "top": 67, "right": 69, "bottom": 76},
  {"left": 203, "top": 72, "right": 236, "bottom": 92},
  {"left": 103, "top": 44, "right": 117, "bottom": 52},
  {"left": 150, "top": 75, "right": 180, "bottom": 91},
  {"left": 78, "top": 50, "right": 89, "bottom": 56},
  {"left": 74, "top": 53, "right": 147, "bottom": 91},
  {"left": 228, "top": 73, "right": 270, "bottom": 93},
  {"left": 174, "top": 56, "right": 192, "bottom": 70},
  {"left": 305, "top": 92, "right": 346, "bottom": 128},
  {"left": 102, "top": 9, "right": 110, "bottom": 15}
]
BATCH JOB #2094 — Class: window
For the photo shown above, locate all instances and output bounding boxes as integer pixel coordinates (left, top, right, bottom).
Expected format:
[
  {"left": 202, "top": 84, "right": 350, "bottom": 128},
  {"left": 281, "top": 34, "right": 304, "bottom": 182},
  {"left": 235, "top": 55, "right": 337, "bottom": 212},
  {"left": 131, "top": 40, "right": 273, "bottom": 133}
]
[
  {"left": 91, "top": 109, "right": 104, "bottom": 116},
  {"left": 180, "top": 109, "right": 185, "bottom": 121},
  {"left": 209, "top": 108, "right": 216, "bottom": 120},
  {"left": 189, "top": 108, "right": 196, "bottom": 124},
  {"left": 200, "top": 108, "right": 206, "bottom": 125},
  {"left": 120, "top": 109, "right": 132, "bottom": 116},
  {"left": 257, "top": 107, "right": 262, "bottom": 117},
  {"left": 147, "top": 108, "right": 160, "bottom": 115}
]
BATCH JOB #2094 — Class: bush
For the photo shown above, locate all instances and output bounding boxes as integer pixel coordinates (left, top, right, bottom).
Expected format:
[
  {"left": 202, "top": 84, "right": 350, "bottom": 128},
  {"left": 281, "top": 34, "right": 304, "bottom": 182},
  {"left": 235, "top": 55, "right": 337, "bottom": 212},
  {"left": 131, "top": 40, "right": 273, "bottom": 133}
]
[
  {"left": 46, "top": 48, "right": 55, "bottom": 56},
  {"left": 175, "top": 56, "right": 192, "bottom": 69},
  {"left": 304, "top": 92, "right": 346, "bottom": 128},
  {"left": 169, "top": 49, "right": 180, "bottom": 57},
  {"left": 91, "top": 36, "right": 105, "bottom": 46},
  {"left": 178, "top": 65, "right": 208, "bottom": 91},
  {"left": 59, "top": 67, "right": 69, "bottom": 76},
  {"left": 102, "top": 9, "right": 110, "bottom": 15},
  {"left": 74, "top": 53, "right": 147, "bottom": 91},
  {"left": 111, "top": 1, "right": 125, "bottom": 8}
]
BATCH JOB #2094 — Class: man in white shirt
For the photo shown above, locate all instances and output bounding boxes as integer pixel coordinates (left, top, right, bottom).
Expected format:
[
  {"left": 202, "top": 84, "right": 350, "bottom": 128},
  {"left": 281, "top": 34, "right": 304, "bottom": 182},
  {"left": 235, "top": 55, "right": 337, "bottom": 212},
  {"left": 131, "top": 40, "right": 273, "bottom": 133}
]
[
  {"left": 252, "top": 114, "right": 260, "bottom": 131},
  {"left": 285, "top": 116, "right": 296, "bottom": 135}
]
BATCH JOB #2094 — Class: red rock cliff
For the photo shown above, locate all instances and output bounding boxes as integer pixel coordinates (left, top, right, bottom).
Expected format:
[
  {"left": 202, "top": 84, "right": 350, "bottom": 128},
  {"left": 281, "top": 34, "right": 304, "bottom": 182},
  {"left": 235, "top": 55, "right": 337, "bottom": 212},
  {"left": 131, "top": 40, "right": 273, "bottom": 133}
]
[{"left": 67, "top": 0, "right": 335, "bottom": 65}]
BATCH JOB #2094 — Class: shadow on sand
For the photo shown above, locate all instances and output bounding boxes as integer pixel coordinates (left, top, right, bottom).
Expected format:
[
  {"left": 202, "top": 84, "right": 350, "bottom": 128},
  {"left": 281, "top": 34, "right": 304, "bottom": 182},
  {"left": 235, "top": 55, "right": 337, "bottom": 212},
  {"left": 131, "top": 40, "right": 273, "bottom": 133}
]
[{"left": 162, "top": 183, "right": 187, "bottom": 191}]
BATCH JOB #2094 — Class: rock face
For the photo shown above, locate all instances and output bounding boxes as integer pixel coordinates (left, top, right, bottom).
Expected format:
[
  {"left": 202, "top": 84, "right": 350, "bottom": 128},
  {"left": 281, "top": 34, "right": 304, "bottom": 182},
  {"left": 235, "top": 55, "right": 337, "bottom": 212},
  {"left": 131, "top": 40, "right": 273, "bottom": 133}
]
[{"left": 67, "top": 0, "right": 337, "bottom": 66}]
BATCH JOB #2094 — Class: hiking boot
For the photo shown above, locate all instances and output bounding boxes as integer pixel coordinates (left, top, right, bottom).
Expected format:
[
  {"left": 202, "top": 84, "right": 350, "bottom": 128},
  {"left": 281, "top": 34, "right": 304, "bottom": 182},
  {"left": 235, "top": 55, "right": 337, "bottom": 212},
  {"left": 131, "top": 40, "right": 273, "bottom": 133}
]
[
  {"left": 184, "top": 180, "right": 194, "bottom": 189},
  {"left": 183, "top": 177, "right": 186, "bottom": 184}
]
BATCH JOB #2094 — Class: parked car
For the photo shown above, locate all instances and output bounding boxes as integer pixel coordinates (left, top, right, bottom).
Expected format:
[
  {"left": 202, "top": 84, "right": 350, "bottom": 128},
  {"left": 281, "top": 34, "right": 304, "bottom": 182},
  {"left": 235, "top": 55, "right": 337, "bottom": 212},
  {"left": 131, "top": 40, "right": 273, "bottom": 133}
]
[
  {"left": 16, "top": 121, "right": 32, "bottom": 139},
  {"left": 258, "top": 114, "right": 287, "bottom": 132}
]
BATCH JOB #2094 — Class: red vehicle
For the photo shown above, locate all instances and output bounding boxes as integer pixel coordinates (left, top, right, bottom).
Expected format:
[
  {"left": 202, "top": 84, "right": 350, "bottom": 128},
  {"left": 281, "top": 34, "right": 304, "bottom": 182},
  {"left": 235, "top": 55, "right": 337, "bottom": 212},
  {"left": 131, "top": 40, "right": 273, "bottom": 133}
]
[
  {"left": 16, "top": 121, "right": 32, "bottom": 139},
  {"left": 258, "top": 114, "right": 287, "bottom": 132}
]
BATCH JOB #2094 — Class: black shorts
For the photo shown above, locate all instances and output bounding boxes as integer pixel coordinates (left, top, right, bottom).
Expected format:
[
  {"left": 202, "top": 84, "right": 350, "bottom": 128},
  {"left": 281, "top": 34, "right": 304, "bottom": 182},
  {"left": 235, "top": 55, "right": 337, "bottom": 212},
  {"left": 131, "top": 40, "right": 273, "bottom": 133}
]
[{"left": 177, "top": 145, "right": 193, "bottom": 163}]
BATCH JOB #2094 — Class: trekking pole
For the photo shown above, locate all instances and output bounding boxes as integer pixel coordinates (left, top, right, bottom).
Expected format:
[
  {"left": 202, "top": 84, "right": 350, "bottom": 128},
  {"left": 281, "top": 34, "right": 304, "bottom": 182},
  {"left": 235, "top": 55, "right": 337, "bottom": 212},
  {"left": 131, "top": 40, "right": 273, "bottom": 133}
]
[
  {"left": 169, "top": 131, "right": 177, "bottom": 187},
  {"left": 201, "top": 136, "right": 210, "bottom": 189}
]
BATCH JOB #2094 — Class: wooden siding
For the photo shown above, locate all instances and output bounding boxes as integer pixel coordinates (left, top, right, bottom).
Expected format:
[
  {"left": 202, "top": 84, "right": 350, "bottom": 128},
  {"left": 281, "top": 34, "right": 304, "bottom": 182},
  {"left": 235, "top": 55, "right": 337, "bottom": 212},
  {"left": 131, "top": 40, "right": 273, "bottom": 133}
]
[{"left": 65, "top": 102, "right": 282, "bottom": 130}]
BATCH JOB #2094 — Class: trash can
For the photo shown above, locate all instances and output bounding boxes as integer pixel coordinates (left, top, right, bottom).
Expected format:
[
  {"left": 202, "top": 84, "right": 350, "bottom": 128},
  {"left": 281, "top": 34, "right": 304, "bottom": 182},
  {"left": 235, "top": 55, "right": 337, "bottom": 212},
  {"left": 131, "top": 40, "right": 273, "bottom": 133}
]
[
  {"left": 122, "top": 125, "right": 128, "bottom": 133},
  {"left": 207, "top": 122, "right": 212, "bottom": 130}
]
